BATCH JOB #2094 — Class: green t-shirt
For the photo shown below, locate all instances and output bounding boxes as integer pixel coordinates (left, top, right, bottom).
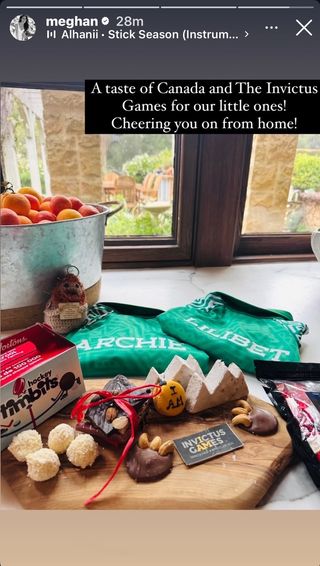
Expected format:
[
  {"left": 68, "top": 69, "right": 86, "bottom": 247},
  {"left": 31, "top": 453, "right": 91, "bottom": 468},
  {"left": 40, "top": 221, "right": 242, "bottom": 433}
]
[
  {"left": 158, "top": 292, "right": 308, "bottom": 374},
  {"left": 66, "top": 303, "right": 210, "bottom": 377}
]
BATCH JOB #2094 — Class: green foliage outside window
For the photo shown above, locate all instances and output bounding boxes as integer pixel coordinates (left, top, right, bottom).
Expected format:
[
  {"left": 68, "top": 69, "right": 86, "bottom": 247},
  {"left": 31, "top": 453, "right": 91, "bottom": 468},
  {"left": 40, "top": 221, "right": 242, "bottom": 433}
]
[
  {"left": 106, "top": 208, "right": 172, "bottom": 237},
  {"left": 123, "top": 148, "right": 173, "bottom": 183},
  {"left": 107, "top": 134, "right": 173, "bottom": 173},
  {"left": 292, "top": 152, "right": 320, "bottom": 191}
]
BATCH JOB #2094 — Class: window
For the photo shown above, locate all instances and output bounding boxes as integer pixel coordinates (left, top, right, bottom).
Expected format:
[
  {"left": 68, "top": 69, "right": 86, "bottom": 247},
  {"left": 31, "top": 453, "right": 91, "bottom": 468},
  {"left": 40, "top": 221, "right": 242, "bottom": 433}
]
[
  {"left": 1, "top": 88, "right": 49, "bottom": 195},
  {"left": 104, "top": 133, "right": 199, "bottom": 266},
  {"left": 1, "top": 86, "right": 316, "bottom": 266},
  {"left": 105, "top": 134, "right": 175, "bottom": 238},
  {"left": 243, "top": 134, "right": 320, "bottom": 234},
  {"left": 236, "top": 134, "right": 317, "bottom": 259},
  {"left": 0, "top": 86, "right": 198, "bottom": 266}
]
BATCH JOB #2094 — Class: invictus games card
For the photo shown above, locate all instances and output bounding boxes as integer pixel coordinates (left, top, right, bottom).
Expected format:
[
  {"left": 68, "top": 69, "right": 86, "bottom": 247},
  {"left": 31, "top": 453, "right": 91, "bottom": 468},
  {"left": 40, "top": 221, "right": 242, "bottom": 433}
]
[{"left": 173, "top": 424, "right": 243, "bottom": 467}]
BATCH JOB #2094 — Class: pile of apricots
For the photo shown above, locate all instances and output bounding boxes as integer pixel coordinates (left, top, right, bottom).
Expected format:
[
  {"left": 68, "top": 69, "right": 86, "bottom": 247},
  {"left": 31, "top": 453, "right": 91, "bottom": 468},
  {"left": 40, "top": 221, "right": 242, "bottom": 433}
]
[{"left": 0, "top": 187, "right": 100, "bottom": 225}]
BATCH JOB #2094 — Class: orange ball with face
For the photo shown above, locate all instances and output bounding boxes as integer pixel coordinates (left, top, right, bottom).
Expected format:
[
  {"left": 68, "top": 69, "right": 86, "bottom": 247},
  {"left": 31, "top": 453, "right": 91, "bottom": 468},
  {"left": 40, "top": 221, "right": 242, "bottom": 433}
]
[{"left": 153, "top": 380, "right": 186, "bottom": 417}]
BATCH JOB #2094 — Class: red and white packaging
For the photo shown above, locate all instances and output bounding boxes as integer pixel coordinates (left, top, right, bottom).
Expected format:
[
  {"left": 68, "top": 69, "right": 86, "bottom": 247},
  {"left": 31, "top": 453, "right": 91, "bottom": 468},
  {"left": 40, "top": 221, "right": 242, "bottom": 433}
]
[{"left": 1, "top": 323, "right": 85, "bottom": 450}]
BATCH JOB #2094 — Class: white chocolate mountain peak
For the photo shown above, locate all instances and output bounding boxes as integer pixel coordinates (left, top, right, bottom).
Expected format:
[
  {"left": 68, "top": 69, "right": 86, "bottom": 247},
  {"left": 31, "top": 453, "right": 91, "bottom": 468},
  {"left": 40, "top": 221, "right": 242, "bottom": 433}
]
[
  {"left": 164, "top": 355, "right": 203, "bottom": 389},
  {"left": 145, "top": 355, "right": 204, "bottom": 390},
  {"left": 186, "top": 360, "right": 248, "bottom": 413},
  {"left": 145, "top": 367, "right": 162, "bottom": 385}
]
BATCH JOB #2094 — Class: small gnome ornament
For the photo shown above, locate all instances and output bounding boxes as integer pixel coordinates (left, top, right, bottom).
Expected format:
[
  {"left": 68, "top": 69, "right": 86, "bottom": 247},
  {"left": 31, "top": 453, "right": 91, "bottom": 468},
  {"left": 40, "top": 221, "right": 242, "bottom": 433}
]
[{"left": 44, "top": 265, "right": 88, "bottom": 334}]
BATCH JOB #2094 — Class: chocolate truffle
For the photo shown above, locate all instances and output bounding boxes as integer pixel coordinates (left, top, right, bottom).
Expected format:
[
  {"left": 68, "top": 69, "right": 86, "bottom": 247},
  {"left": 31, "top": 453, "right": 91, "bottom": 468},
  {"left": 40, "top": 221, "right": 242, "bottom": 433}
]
[
  {"left": 26, "top": 448, "right": 60, "bottom": 482},
  {"left": 66, "top": 434, "right": 99, "bottom": 469},
  {"left": 48, "top": 423, "right": 75, "bottom": 454},
  {"left": 8, "top": 430, "right": 43, "bottom": 462}
]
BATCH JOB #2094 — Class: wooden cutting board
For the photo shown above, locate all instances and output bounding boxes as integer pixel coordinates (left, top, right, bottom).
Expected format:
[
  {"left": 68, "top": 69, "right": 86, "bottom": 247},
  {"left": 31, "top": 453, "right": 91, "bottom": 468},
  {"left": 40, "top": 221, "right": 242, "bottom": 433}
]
[{"left": 1, "top": 379, "right": 293, "bottom": 510}]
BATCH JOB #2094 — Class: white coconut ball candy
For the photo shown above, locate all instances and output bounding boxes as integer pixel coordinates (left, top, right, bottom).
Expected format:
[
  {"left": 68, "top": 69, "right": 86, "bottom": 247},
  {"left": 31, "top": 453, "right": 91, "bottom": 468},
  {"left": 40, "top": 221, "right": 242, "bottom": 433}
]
[
  {"left": 8, "top": 430, "right": 43, "bottom": 462},
  {"left": 26, "top": 448, "right": 60, "bottom": 482},
  {"left": 48, "top": 423, "right": 75, "bottom": 454},
  {"left": 66, "top": 434, "right": 99, "bottom": 469}
]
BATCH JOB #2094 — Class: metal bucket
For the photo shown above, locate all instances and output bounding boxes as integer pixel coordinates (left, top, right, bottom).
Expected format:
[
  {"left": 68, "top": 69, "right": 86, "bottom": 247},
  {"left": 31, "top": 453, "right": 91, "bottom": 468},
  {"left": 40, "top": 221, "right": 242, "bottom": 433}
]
[{"left": 1, "top": 202, "right": 122, "bottom": 330}]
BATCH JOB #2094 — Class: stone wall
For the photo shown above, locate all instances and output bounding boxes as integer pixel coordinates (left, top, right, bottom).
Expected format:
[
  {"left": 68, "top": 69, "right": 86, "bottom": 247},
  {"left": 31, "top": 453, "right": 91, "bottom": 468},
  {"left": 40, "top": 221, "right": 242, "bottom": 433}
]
[
  {"left": 42, "top": 90, "right": 108, "bottom": 202},
  {"left": 243, "top": 134, "right": 299, "bottom": 233}
]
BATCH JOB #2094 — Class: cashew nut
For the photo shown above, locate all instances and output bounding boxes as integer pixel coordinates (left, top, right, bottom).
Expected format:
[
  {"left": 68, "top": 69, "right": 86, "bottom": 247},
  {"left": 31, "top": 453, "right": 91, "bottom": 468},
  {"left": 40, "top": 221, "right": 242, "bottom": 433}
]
[
  {"left": 231, "top": 407, "right": 250, "bottom": 416},
  {"left": 150, "top": 436, "right": 162, "bottom": 451},
  {"left": 159, "top": 440, "right": 175, "bottom": 456},
  {"left": 231, "top": 414, "right": 252, "bottom": 428},
  {"left": 236, "top": 399, "right": 252, "bottom": 412},
  {"left": 138, "top": 433, "right": 149, "bottom": 449}
]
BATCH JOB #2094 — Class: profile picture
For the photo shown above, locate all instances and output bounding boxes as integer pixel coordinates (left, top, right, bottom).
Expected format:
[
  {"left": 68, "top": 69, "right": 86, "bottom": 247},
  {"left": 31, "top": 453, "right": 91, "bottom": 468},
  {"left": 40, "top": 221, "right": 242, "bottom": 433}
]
[{"left": 10, "top": 14, "right": 36, "bottom": 41}]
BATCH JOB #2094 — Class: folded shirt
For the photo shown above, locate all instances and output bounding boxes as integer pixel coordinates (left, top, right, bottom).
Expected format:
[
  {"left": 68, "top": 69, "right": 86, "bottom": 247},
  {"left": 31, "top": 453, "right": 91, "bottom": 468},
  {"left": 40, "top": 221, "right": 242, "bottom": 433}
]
[{"left": 66, "top": 302, "right": 210, "bottom": 377}]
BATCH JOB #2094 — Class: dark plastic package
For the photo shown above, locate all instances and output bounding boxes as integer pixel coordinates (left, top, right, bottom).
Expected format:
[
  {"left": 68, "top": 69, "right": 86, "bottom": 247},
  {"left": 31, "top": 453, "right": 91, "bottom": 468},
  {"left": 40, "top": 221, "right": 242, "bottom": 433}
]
[{"left": 255, "top": 360, "right": 320, "bottom": 488}]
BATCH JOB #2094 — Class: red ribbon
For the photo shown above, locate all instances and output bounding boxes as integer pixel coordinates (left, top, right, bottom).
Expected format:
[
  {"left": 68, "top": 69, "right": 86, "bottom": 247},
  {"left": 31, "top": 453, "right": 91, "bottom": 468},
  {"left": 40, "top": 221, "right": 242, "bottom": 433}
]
[{"left": 71, "top": 383, "right": 162, "bottom": 506}]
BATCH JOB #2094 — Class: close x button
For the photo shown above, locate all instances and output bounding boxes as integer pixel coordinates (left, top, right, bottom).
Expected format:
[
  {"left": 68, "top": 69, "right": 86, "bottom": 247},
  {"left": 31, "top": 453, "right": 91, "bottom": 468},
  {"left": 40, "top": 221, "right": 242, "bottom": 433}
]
[{"left": 296, "top": 19, "right": 313, "bottom": 37}]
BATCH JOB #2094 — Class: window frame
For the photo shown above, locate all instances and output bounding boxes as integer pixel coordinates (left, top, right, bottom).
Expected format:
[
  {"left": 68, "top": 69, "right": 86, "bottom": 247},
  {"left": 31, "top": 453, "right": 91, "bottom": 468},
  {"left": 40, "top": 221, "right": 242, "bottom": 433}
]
[
  {"left": 103, "top": 134, "right": 199, "bottom": 267},
  {"left": 234, "top": 134, "right": 313, "bottom": 261},
  {"left": 192, "top": 134, "right": 254, "bottom": 266},
  {"left": 191, "top": 133, "right": 313, "bottom": 266},
  {"left": 236, "top": 234, "right": 313, "bottom": 258}
]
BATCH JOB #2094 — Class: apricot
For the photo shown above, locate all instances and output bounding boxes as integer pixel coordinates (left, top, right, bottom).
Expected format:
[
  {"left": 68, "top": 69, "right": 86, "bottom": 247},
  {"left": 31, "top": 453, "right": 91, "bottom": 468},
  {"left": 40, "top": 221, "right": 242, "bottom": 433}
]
[
  {"left": 2, "top": 193, "right": 31, "bottom": 216},
  {"left": 42, "top": 196, "right": 52, "bottom": 202},
  {"left": 56, "top": 209, "right": 82, "bottom": 221},
  {"left": 33, "top": 211, "right": 56, "bottom": 223},
  {"left": 18, "top": 187, "right": 44, "bottom": 203},
  {"left": 69, "top": 196, "right": 84, "bottom": 211},
  {"left": 51, "top": 195, "right": 72, "bottom": 216},
  {"left": 78, "top": 204, "right": 99, "bottom": 217},
  {"left": 39, "top": 201, "right": 53, "bottom": 212},
  {"left": 24, "top": 194, "right": 40, "bottom": 211},
  {"left": 28, "top": 210, "right": 39, "bottom": 223},
  {"left": 0, "top": 190, "right": 14, "bottom": 208},
  {"left": 18, "top": 215, "right": 32, "bottom": 225},
  {"left": 18, "top": 187, "right": 43, "bottom": 203},
  {"left": 0, "top": 208, "right": 20, "bottom": 225}
]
